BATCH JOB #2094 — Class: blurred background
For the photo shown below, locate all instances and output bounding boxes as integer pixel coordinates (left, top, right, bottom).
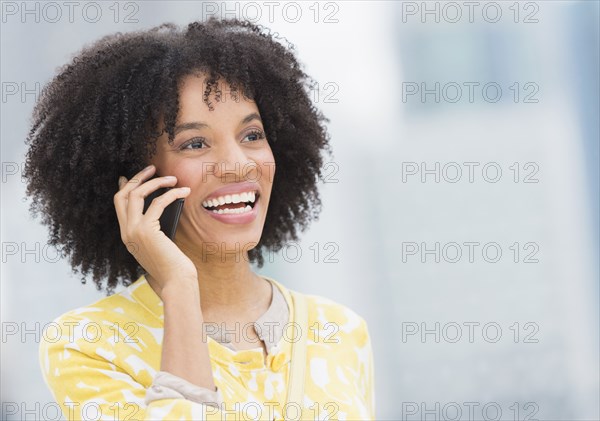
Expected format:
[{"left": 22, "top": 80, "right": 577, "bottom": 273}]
[{"left": 1, "top": 1, "right": 598, "bottom": 419}]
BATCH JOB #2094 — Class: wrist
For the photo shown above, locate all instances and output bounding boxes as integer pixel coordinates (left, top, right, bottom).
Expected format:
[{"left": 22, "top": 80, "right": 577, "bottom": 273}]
[{"left": 160, "top": 278, "right": 199, "bottom": 303}]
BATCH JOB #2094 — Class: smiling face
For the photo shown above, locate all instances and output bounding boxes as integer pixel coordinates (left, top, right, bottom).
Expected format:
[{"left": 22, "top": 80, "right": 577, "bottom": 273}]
[{"left": 150, "top": 73, "right": 275, "bottom": 260}]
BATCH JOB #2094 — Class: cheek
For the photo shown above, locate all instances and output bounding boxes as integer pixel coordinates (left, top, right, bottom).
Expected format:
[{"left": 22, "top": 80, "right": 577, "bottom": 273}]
[
  {"left": 256, "top": 149, "right": 275, "bottom": 183},
  {"left": 166, "top": 161, "right": 206, "bottom": 188}
]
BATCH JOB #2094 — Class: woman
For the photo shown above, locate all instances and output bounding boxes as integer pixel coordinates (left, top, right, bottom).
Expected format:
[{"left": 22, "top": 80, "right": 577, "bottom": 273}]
[{"left": 26, "top": 17, "right": 375, "bottom": 420}]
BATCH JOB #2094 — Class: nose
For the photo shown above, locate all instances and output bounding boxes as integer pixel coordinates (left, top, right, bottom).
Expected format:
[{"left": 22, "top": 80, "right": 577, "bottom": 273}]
[{"left": 214, "top": 140, "right": 258, "bottom": 183}]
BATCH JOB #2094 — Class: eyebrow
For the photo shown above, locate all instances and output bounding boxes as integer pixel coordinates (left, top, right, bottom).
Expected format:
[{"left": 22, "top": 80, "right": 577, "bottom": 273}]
[{"left": 173, "top": 112, "right": 262, "bottom": 135}]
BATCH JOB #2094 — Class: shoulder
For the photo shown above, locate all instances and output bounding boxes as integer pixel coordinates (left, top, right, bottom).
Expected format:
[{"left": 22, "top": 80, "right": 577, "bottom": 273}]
[
  {"left": 293, "top": 290, "right": 371, "bottom": 348},
  {"left": 38, "top": 284, "right": 153, "bottom": 361},
  {"left": 269, "top": 277, "right": 368, "bottom": 331},
  {"left": 42, "top": 285, "right": 143, "bottom": 331},
  {"left": 44, "top": 274, "right": 161, "bottom": 329}
]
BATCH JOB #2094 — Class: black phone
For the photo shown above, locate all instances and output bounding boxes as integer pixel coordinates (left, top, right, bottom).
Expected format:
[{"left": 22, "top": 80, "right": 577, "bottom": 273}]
[{"left": 142, "top": 175, "right": 185, "bottom": 241}]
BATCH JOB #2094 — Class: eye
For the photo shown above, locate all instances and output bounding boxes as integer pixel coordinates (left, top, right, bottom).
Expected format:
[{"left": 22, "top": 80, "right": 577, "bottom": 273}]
[
  {"left": 180, "top": 137, "right": 207, "bottom": 150},
  {"left": 244, "top": 129, "right": 266, "bottom": 143}
]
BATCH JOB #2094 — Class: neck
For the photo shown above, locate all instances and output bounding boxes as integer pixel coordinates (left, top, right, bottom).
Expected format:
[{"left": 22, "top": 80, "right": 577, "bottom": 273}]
[{"left": 178, "top": 241, "right": 271, "bottom": 320}]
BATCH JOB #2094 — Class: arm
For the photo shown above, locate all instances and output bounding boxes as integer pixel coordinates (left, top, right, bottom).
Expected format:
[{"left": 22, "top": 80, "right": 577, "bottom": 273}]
[
  {"left": 145, "top": 279, "right": 222, "bottom": 407},
  {"left": 39, "top": 312, "right": 268, "bottom": 421},
  {"left": 61, "top": 166, "right": 236, "bottom": 418},
  {"left": 159, "top": 280, "right": 215, "bottom": 391}
]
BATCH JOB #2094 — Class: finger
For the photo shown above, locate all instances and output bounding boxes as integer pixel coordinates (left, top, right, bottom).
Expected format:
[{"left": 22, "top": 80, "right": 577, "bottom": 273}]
[
  {"left": 126, "top": 175, "right": 180, "bottom": 224},
  {"left": 114, "top": 175, "right": 133, "bottom": 229},
  {"left": 119, "top": 165, "right": 156, "bottom": 195},
  {"left": 142, "top": 186, "right": 191, "bottom": 222},
  {"left": 114, "top": 165, "right": 156, "bottom": 231}
]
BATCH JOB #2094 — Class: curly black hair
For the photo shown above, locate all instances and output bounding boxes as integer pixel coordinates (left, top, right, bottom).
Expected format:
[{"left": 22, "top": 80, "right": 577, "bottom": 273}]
[{"left": 23, "top": 17, "right": 332, "bottom": 295}]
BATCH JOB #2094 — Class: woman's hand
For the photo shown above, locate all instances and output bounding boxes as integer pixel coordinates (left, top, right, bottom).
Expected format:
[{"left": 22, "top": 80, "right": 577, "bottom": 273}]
[{"left": 113, "top": 164, "right": 197, "bottom": 299}]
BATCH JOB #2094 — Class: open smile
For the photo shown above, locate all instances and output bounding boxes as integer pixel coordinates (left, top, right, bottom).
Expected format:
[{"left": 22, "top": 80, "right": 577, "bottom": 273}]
[
  {"left": 202, "top": 190, "right": 260, "bottom": 215},
  {"left": 201, "top": 191, "right": 261, "bottom": 224}
]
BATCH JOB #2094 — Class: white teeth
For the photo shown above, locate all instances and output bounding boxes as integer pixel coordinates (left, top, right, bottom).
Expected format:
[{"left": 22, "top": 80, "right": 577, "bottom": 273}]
[
  {"left": 212, "top": 205, "right": 253, "bottom": 214},
  {"left": 202, "top": 191, "right": 258, "bottom": 208}
]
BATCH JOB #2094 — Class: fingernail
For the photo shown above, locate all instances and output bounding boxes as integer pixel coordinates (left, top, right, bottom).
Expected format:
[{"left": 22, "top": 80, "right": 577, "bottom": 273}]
[
  {"left": 144, "top": 164, "right": 154, "bottom": 171},
  {"left": 118, "top": 176, "right": 126, "bottom": 186}
]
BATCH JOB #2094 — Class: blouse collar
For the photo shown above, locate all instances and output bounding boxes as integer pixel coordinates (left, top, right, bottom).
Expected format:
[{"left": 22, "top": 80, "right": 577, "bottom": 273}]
[{"left": 127, "top": 274, "right": 294, "bottom": 371}]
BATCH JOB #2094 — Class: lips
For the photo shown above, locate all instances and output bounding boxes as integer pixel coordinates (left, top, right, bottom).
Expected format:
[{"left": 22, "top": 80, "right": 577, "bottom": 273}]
[
  {"left": 203, "top": 181, "right": 261, "bottom": 202},
  {"left": 201, "top": 181, "right": 263, "bottom": 219}
]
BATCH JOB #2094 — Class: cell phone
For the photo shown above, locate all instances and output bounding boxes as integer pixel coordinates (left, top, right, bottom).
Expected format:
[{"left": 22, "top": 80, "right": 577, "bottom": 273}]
[{"left": 142, "top": 175, "right": 185, "bottom": 241}]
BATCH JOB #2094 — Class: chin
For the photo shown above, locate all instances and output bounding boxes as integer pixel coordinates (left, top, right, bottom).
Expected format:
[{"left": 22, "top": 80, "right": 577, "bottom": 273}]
[
  {"left": 192, "top": 231, "right": 263, "bottom": 259},
  {"left": 212, "top": 241, "right": 259, "bottom": 263}
]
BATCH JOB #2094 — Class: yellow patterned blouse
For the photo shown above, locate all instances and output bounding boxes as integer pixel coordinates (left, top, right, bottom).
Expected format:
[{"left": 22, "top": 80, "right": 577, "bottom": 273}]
[{"left": 39, "top": 274, "right": 376, "bottom": 420}]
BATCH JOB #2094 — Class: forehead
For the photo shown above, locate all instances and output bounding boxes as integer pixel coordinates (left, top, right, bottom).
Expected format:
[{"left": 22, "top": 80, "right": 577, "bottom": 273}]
[{"left": 177, "top": 73, "right": 259, "bottom": 122}]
